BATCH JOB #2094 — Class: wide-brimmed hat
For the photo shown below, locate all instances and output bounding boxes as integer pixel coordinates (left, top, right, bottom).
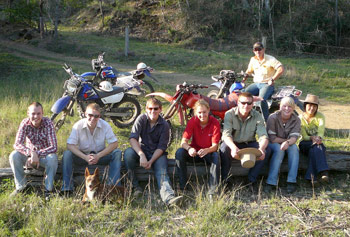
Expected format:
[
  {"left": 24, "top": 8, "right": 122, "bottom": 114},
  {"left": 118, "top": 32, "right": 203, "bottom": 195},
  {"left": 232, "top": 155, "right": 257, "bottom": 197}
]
[
  {"left": 237, "top": 148, "right": 262, "bottom": 168},
  {"left": 303, "top": 94, "right": 319, "bottom": 105}
]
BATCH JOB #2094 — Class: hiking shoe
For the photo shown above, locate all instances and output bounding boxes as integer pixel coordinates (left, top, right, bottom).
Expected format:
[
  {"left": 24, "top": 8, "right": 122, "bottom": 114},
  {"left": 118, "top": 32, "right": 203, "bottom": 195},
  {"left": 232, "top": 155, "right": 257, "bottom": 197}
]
[
  {"left": 167, "top": 195, "right": 183, "bottom": 206},
  {"left": 320, "top": 171, "right": 329, "bottom": 183},
  {"left": 286, "top": 183, "right": 297, "bottom": 193},
  {"left": 263, "top": 184, "right": 276, "bottom": 193}
]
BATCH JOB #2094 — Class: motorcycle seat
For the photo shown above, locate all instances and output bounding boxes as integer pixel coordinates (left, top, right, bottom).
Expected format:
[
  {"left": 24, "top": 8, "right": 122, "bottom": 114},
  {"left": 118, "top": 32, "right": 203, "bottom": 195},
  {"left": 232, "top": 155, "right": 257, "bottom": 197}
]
[
  {"left": 202, "top": 92, "right": 238, "bottom": 111},
  {"left": 95, "top": 86, "right": 125, "bottom": 98}
]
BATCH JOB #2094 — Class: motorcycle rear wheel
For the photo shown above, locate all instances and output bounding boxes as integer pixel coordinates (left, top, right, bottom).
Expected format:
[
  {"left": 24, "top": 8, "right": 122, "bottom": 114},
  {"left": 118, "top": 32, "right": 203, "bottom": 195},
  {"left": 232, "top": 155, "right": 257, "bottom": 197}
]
[{"left": 111, "top": 96, "right": 141, "bottom": 128}]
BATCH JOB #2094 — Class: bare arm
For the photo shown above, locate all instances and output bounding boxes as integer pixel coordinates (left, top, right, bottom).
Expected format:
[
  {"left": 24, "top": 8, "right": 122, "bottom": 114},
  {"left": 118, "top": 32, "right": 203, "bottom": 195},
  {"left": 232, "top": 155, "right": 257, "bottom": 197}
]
[
  {"left": 223, "top": 136, "right": 240, "bottom": 160},
  {"left": 67, "top": 144, "right": 90, "bottom": 162}
]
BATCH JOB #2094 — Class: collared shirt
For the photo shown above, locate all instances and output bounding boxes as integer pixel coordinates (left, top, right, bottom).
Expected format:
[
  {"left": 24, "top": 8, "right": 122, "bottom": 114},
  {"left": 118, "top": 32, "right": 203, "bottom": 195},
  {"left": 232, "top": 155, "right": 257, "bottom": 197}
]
[
  {"left": 267, "top": 111, "right": 301, "bottom": 143},
  {"left": 299, "top": 112, "right": 325, "bottom": 141},
  {"left": 129, "top": 113, "right": 169, "bottom": 154},
  {"left": 67, "top": 118, "right": 118, "bottom": 154},
  {"left": 222, "top": 107, "right": 268, "bottom": 143},
  {"left": 183, "top": 115, "right": 221, "bottom": 150},
  {"left": 246, "top": 54, "right": 283, "bottom": 83},
  {"left": 14, "top": 117, "right": 57, "bottom": 157}
]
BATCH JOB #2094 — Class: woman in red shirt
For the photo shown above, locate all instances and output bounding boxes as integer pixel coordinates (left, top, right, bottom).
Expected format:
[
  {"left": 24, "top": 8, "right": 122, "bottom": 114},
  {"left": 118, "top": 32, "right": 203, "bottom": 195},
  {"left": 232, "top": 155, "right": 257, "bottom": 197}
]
[{"left": 175, "top": 99, "right": 221, "bottom": 197}]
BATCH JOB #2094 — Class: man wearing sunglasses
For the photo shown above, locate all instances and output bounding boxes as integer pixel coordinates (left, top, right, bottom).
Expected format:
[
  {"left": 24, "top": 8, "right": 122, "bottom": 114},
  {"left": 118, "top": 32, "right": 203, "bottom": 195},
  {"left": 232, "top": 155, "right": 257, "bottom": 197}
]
[
  {"left": 220, "top": 92, "right": 270, "bottom": 190},
  {"left": 124, "top": 98, "right": 182, "bottom": 206},
  {"left": 61, "top": 103, "right": 122, "bottom": 195},
  {"left": 242, "top": 42, "right": 284, "bottom": 122}
]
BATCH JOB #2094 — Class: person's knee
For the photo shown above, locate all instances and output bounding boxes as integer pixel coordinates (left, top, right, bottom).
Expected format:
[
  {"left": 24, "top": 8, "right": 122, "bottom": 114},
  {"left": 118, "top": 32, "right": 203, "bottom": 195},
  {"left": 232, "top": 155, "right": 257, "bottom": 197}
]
[
  {"left": 46, "top": 153, "right": 58, "bottom": 168},
  {"left": 9, "top": 151, "right": 23, "bottom": 164},
  {"left": 175, "top": 148, "right": 187, "bottom": 162},
  {"left": 111, "top": 149, "right": 122, "bottom": 161}
]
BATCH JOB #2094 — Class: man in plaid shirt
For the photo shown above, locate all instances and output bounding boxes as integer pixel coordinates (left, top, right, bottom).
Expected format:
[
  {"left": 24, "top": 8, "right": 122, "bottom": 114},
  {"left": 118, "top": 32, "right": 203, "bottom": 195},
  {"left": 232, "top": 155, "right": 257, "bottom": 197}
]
[{"left": 9, "top": 102, "right": 58, "bottom": 198}]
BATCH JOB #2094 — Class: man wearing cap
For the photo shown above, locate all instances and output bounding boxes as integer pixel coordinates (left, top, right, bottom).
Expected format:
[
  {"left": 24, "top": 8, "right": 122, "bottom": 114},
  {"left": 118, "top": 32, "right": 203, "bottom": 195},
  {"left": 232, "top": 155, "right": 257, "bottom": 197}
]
[
  {"left": 220, "top": 92, "right": 270, "bottom": 188},
  {"left": 243, "top": 42, "right": 285, "bottom": 122}
]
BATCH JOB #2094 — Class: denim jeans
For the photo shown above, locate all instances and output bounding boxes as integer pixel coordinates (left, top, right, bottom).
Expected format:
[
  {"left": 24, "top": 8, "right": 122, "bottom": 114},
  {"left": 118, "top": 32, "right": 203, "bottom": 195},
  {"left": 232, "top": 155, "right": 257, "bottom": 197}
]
[
  {"left": 220, "top": 141, "right": 270, "bottom": 183},
  {"left": 245, "top": 83, "right": 275, "bottom": 122},
  {"left": 61, "top": 148, "right": 122, "bottom": 191},
  {"left": 175, "top": 148, "right": 220, "bottom": 193},
  {"left": 299, "top": 141, "right": 329, "bottom": 180},
  {"left": 266, "top": 143, "right": 299, "bottom": 186},
  {"left": 9, "top": 150, "right": 58, "bottom": 191},
  {"left": 123, "top": 147, "right": 175, "bottom": 203}
]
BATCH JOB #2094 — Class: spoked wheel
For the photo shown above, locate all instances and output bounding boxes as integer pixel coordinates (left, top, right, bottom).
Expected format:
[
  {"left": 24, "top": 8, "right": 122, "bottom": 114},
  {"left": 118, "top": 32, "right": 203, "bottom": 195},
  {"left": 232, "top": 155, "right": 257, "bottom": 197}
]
[
  {"left": 51, "top": 112, "right": 67, "bottom": 132},
  {"left": 111, "top": 96, "right": 141, "bottom": 128},
  {"left": 142, "top": 80, "right": 154, "bottom": 95},
  {"left": 207, "top": 90, "right": 220, "bottom": 99}
]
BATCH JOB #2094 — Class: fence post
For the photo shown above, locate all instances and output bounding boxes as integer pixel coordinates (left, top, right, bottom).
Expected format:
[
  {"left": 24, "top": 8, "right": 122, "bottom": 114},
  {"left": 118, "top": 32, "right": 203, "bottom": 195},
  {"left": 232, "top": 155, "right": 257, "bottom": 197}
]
[{"left": 125, "top": 26, "right": 129, "bottom": 57}]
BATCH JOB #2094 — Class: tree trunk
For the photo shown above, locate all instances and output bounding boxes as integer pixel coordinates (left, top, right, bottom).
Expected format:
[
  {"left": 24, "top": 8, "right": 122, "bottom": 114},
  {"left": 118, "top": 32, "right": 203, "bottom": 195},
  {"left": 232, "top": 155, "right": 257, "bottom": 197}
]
[
  {"left": 53, "top": 0, "right": 60, "bottom": 38},
  {"left": 99, "top": 0, "right": 104, "bottom": 28},
  {"left": 39, "top": 0, "right": 45, "bottom": 39},
  {"left": 335, "top": 0, "right": 339, "bottom": 46}
]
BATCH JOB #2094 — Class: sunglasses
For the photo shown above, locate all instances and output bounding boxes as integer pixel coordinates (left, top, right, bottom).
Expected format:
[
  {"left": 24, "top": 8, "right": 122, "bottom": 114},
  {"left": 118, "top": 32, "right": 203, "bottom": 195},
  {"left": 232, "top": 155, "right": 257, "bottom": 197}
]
[
  {"left": 147, "top": 107, "right": 159, "bottom": 111},
  {"left": 253, "top": 47, "right": 263, "bottom": 52},
  {"left": 87, "top": 113, "right": 100, "bottom": 118},
  {"left": 239, "top": 101, "right": 253, "bottom": 105}
]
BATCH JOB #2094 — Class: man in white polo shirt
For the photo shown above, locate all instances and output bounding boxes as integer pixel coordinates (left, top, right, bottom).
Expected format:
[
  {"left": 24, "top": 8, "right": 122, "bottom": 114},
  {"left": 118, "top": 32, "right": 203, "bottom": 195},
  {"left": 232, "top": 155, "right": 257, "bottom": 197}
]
[{"left": 61, "top": 103, "right": 122, "bottom": 194}]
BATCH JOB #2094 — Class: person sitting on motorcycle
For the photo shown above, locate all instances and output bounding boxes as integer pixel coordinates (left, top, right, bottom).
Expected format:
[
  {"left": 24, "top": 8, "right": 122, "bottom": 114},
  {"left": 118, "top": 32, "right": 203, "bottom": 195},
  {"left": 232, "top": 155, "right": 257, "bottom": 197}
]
[
  {"left": 299, "top": 94, "right": 329, "bottom": 184},
  {"left": 61, "top": 103, "right": 122, "bottom": 195},
  {"left": 242, "top": 42, "right": 285, "bottom": 122},
  {"left": 264, "top": 97, "right": 301, "bottom": 193},
  {"left": 175, "top": 99, "right": 221, "bottom": 198},
  {"left": 123, "top": 98, "right": 182, "bottom": 206},
  {"left": 220, "top": 92, "right": 270, "bottom": 190}
]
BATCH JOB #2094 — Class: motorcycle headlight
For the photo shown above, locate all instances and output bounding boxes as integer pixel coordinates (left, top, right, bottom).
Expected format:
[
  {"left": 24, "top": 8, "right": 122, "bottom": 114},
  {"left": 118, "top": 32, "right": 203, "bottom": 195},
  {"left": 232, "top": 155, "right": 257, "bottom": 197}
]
[{"left": 65, "top": 78, "right": 80, "bottom": 94}]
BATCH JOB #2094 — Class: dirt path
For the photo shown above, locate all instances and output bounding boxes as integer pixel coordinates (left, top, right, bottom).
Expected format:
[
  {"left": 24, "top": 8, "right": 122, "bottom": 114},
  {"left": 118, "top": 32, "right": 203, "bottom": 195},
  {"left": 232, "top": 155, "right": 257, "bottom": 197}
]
[{"left": 1, "top": 38, "right": 349, "bottom": 130}]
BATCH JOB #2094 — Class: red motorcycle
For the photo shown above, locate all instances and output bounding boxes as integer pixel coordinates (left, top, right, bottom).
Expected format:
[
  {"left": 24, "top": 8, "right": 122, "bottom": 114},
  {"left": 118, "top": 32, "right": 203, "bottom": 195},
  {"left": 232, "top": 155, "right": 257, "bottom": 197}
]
[{"left": 146, "top": 82, "right": 262, "bottom": 125}]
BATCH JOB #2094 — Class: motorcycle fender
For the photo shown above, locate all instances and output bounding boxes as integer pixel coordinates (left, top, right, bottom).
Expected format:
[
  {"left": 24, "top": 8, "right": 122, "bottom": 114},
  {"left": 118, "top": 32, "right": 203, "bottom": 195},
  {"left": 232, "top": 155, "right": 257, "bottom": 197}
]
[
  {"left": 146, "top": 92, "right": 174, "bottom": 102},
  {"left": 210, "top": 82, "right": 222, "bottom": 88},
  {"left": 101, "top": 92, "right": 124, "bottom": 104},
  {"left": 81, "top": 72, "right": 96, "bottom": 77},
  {"left": 51, "top": 96, "right": 72, "bottom": 114}
]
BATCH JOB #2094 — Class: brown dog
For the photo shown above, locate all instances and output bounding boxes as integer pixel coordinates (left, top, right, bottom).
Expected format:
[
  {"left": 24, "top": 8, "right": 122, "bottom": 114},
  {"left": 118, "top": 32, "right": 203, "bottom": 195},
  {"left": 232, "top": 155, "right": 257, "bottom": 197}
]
[{"left": 82, "top": 167, "right": 125, "bottom": 204}]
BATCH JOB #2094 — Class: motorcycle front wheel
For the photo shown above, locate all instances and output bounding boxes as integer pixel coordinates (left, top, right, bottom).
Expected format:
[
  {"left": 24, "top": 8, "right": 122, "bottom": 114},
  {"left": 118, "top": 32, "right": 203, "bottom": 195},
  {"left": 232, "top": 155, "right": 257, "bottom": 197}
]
[
  {"left": 207, "top": 90, "right": 220, "bottom": 99},
  {"left": 111, "top": 96, "right": 141, "bottom": 128},
  {"left": 142, "top": 80, "right": 154, "bottom": 95}
]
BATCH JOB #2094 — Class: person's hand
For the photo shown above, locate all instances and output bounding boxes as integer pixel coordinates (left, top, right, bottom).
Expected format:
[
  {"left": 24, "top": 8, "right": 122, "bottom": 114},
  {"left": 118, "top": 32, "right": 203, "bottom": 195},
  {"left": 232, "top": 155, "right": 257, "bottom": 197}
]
[
  {"left": 197, "top": 148, "right": 209, "bottom": 158},
  {"left": 88, "top": 154, "right": 99, "bottom": 165},
  {"left": 188, "top": 147, "right": 197, "bottom": 157},
  {"left": 312, "top": 136, "right": 322, "bottom": 145},
  {"left": 280, "top": 141, "right": 289, "bottom": 151},
  {"left": 230, "top": 147, "right": 240, "bottom": 160},
  {"left": 267, "top": 77, "right": 275, "bottom": 86},
  {"left": 28, "top": 151, "right": 40, "bottom": 169},
  {"left": 139, "top": 154, "right": 148, "bottom": 168},
  {"left": 257, "top": 149, "right": 266, "bottom": 160},
  {"left": 144, "top": 160, "right": 153, "bottom": 170}
]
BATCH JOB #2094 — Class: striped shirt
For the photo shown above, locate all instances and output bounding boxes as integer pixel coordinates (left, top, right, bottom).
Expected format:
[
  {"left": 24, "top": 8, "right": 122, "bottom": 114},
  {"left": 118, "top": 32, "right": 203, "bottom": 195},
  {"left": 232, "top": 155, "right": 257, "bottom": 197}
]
[{"left": 14, "top": 117, "right": 58, "bottom": 157}]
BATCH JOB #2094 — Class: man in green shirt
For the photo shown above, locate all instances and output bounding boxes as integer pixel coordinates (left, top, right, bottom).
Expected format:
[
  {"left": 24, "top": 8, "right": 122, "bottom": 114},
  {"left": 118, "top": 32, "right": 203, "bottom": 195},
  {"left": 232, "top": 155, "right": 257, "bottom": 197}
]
[{"left": 220, "top": 92, "right": 270, "bottom": 186}]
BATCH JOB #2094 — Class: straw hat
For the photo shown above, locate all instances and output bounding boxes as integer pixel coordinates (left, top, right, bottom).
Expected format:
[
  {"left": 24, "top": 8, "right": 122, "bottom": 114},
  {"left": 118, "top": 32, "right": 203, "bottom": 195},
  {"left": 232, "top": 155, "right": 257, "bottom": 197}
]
[
  {"left": 303, "top": 94, "right": 319, "bottom": 105},
  {"left": 237, "top": 148, "right": 262, "bottom": 168}
]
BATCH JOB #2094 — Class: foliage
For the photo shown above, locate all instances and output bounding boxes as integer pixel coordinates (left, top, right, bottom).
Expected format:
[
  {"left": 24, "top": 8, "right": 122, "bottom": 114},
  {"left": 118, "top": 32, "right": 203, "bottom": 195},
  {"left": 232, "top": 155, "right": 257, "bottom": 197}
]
[{"left": 3, "top": 0, "right": 39, "bottom": 26}]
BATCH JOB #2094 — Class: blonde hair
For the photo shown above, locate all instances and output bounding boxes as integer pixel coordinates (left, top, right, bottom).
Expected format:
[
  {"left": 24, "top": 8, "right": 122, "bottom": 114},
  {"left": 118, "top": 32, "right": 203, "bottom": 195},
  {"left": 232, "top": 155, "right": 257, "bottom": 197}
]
[
  {"left": 194, "top": 99, "right": 210, "bottom": 114},
  {"left": 86, "top": 103, "right": 101, "bottom": 112},
  {"left": 280, "top": 97, "right": 295, "bottom": 110}
]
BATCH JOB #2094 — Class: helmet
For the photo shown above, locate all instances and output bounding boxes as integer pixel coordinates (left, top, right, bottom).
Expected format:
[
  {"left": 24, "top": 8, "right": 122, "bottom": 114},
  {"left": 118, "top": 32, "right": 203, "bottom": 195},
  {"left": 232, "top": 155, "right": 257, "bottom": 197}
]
[
  {"left": 99, "top": 81, "right": 113, "bottom": 92},
  {"left": 137, "top": 62, "right": 147, "bottom": 70}
]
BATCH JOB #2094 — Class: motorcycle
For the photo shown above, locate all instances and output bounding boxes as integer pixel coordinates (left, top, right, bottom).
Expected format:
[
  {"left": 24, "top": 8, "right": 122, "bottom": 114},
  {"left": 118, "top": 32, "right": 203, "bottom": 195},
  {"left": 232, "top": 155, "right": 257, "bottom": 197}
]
[
  {"left": 50, "top": 64, "right": 141, "bottom": 131},
  {"left": 81, "top": 52, "right": 158, "bottom": 95},
  {"left": 208, "top": 70, "right": 303, "bottom": 113}
]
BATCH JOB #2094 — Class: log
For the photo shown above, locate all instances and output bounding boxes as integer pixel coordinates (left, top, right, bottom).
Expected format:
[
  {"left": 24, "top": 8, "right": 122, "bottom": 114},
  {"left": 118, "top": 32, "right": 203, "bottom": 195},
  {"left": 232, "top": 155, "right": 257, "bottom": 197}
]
[{"left": 0, "top": 151, "right": 349, "bottom": 187}]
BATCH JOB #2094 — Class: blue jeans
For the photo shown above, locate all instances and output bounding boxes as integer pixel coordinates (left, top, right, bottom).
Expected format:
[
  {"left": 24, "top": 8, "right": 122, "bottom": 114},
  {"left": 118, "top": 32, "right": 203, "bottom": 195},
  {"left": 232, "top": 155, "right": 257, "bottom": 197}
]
[
  {"left": 299, "top": 141, "right": 329, "bottom": 180},
  {"left": 123, "top": 147, "right": 175, "bottom": 203},
  {"left": 175, "top": 148, "right": 220, "bottom": 193},
  {"left": 266, "top": 143, "right": 299, "bottom": 186},
  {"left": 220, "top": 141, "right": 270, "bottom": 183},
  {"left": 9, "top": 151, "right": 58, "bottom": 191},
  {"left": 245, "top": 83, "right": 274, "bottom": 121},
  {"left": 61, "top": 149, "right": 122, "bottom": 191}
]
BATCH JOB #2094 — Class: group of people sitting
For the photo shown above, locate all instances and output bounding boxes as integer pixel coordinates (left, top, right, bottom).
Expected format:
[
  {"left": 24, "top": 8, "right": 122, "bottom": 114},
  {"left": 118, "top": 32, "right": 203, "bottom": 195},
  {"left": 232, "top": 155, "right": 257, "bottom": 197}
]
[{"left": 9, "top": 92, "right": 328, "bottom": 205}]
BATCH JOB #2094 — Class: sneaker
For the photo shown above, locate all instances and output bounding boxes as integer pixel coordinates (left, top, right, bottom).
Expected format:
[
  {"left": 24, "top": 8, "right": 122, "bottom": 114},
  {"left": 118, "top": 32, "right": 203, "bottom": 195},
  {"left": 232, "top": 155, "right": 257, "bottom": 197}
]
[
  {"left": 167, "top": 195, "right": 183, "bottom": 206},
  {"left": 44, "top": 191, "right": 53, "bottom": 201},
  {"left": 320, "top": 171, "right": 329, "bottom": 183},
  {"left": 286, "top": 183, "right": 297, "bottom": 193},
  {"left": 263, "top": 184, "right": 276, "bottom": 193}
]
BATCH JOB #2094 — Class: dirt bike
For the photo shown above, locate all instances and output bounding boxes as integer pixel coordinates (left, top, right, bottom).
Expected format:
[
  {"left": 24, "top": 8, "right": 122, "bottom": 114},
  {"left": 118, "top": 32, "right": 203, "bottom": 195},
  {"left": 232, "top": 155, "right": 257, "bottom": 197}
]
[
  {"left": 81, "top": 52, "right": 158, "bottom": 95},
  {"left": 208, "top": 70, "right": 304, "bottom": 113},
  {"left": 50, "top": 64, "right": 141, "bottom": 131}
]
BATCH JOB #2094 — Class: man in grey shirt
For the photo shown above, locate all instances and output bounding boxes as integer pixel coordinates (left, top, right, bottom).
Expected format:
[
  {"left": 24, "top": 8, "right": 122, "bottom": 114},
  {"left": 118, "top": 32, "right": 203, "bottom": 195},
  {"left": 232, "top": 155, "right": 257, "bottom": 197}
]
[{"left": 124, "top": 98, "right": 182, "bottom": 205}]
